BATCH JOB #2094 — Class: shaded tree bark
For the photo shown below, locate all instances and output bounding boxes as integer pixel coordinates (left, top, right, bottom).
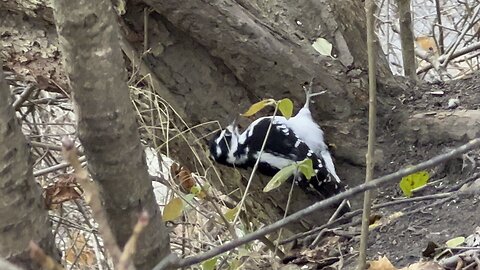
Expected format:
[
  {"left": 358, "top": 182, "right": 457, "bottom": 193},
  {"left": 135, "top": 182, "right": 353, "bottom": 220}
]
[
  {"left": 121, "top": 0, "right": 393, "bottom": 232},
  {"left": 0, "top": 67, "right": 57, "bottom": 269},
  {"left": 3, "top": 0, "right": 480, "bottom": 240},
  {"left": 398, "top": 0, "right": 417, "bottom": 79},
  {"left": 52, "top": 0, "right": 170, "bottom": 269}
]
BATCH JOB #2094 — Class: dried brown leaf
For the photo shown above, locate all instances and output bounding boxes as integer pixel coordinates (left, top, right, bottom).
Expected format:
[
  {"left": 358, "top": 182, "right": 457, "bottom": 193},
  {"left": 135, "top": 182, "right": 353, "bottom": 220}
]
[
  {"left": 43, "top": 174, "right": 82, "bottom": 209},
  {"left": 368, "top": 256, "right": 398, "bottom": 270}
]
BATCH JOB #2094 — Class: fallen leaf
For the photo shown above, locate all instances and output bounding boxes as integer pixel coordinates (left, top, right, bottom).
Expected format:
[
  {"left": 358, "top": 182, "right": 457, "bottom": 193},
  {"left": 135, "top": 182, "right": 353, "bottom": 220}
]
[
  {"left": 224, "top": 205, "right": 240, "bottom": 222},
  {"left": 170, "top": 163, "right": 196, "bottom": 193},
  {"left": 65, "top": 232, "right": 96, "bottom": 266},
  {"left": 201, "top": 257, "right": 218, "bottom": 270},
  {"left": 43, "top": 174, "right": 82, "bottom": 209},
  {"left": 163, "top": 197, "right": 184, "bottom": 221},
  {"left": 415, "top": 36, "right": 438, "bottom": 54},
  {"left": 399, "top": 170, "right": 429, "bottom": 197},
  {"left": 368, "top": 256, "right": 398, "bottom": 270},
  {"left": 445, "top": 236, "right": 465, "bottom": 247},
  {"left": 312, "top": 38, "right": 333, "bottom": 57},
  {"left": 369, "top": 212, "right": 404, "bottom": 230}
]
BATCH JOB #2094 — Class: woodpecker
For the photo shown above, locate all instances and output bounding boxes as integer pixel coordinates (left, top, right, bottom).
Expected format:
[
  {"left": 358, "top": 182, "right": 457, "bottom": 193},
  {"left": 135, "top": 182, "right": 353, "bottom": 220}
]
[
  {"left": 209, "top": 85, "right": 349, "bottom": 210},
  {"left": 268, "top": 82, "right": 341, "bottom": 183}
]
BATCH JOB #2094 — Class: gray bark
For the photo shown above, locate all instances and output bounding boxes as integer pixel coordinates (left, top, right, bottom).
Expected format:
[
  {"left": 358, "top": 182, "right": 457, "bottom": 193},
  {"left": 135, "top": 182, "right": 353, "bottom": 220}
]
[
  {"left": 5, "top": 0, "right": 479, "bottom": 241},
  {"left": 398, "top": 0, "right": 417, "bottom": 79},
  {"left": 0, "top": 68, "right": 57, "bottom": 269},
  {"left": 52, "top": 1, "right": 170, "bottom": 269}
]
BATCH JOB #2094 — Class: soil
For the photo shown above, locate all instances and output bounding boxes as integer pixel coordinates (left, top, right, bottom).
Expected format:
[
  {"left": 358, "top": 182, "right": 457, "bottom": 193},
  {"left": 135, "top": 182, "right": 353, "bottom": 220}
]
[{"left": 339, "top": 74, "right": 480, "bottom": 269}]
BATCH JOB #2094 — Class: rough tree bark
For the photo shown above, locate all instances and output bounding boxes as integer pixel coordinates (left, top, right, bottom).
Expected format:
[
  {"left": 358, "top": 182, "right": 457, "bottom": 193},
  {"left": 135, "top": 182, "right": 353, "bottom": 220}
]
[
  {"left": 0, "top": 67, "right": 57, "bottom": 269},
  {"left": 121, "top": 0, "right": 396, "bottom": 232},
  {"left": 3, "top": 0, "right": 480, "bottom": 239},
  {"left": 52, "top": 1, "right": 170, "bottom": 269},
  {"left": 398, "top": 0, "right": 417, "bottom": 79}
]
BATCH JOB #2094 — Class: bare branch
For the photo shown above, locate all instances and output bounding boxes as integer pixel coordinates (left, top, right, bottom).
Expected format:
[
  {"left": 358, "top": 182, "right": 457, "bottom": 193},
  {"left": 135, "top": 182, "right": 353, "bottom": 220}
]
[
  {"left": 29, "top": 241, "right": 65, "bottom": 270},
  {"left": 434, "top": 0, "right": 444, "bottom": 54},
  {"left": 417, "top": 41, "right": 480, "bottom": 74},
  {"left": 33, "top": 156, "right": 86, "bottom": 177},
  {"left": 118, "top": 212, "right": 149, "bottom": 270},
  {"left": 440, "top": 5, "right": 480, "bottom": 68},
  {"left": 152, "top": 138, "right": 480, "bottom": 269},
  {"left": 61, "top": 138, "right": 123, "bottom": 267},
  {"left": 358, "top": 0, "right": 378, "bottom": 268},
  {"left": 12, "top": 85, "right": 36, "bottom": 110},
  {"left": 398, "top": 0, "right": 417, "bottom": 79}
]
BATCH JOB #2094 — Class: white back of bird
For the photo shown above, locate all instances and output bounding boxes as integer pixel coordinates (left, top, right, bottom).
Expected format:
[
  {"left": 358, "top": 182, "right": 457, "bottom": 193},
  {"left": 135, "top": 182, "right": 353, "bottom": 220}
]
[{"left": 276, "top": 107, "right": 342, "bottom": 184}]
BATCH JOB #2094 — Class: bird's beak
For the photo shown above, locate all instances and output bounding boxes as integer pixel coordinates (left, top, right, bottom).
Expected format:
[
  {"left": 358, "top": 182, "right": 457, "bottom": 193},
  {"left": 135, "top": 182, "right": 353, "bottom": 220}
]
[
  {"left": 226, "top": 114, "right": 240, "bottom": 134},
  {"left": 231, "top": 114, "right": 240, "bottom": 127}
]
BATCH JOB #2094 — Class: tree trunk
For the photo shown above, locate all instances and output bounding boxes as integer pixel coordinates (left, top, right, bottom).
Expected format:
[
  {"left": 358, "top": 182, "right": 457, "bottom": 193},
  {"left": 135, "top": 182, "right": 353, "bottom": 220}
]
[
  {"left": 0, "top": 68, "right": 57, "bottom": 269},
  {"left": 398, "top": 0, "right": 417, "bottom": 79},
  {"left": 121, "top": 0, "right": 396, "bottom": 232},
  {"left": 3, "top": 0, "right": 479, "bottom": 240},
  {"left": 52, "top": 1, "right": 170, "bottom": 269}
]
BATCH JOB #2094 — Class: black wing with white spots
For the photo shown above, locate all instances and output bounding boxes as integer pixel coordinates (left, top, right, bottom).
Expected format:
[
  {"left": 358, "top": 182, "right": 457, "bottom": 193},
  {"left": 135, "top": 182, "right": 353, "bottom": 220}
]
[{"left": 239, "top": 118, "right": 348, "bottom": 200}]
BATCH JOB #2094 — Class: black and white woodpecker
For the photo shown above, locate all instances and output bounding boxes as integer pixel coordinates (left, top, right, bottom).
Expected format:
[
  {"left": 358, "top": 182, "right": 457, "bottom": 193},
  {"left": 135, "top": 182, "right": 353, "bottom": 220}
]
[{"left": 209, "top": 83, "right": 350, "bottom": 212}]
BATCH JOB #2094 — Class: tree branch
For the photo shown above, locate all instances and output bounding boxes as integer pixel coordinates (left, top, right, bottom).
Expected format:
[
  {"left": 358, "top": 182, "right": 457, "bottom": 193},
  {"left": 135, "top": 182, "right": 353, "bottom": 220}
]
[
  {"left": 440, "top": 4, "right": 480, "bottom": 68},
  {"left": 398, "top": 0, "right": 417, "bottom": 79},
  {"left": 358, "top": 0, "right": 377, "bottom": 267},
  {"left": 417, "top": 41, "right": 480, "bottom": 74}
]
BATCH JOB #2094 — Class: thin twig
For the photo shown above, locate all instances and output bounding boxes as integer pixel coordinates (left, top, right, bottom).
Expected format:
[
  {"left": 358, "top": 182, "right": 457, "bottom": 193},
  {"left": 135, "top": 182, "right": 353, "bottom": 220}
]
[
  {"left": 417, "top": 41, "right": 480, "bottom": 74},
  {"left": 434, "top": 0, "right": 444, "bottom": 54},
  {"left": 398, "top": 0, "right": 417, "bottom": 79},
  {"left": 118, "top": 212, "right": 149, "bottom": 270},
  {"left": 29, "top": 241, "right": 65, "bottom": 270},
  {"left": 61, "top": 138, "right": 123, "bottom": 267},
  {"left": 153, "top": 138, "right": 480, "bottom": 269},
  {"left": 441, "top": 5, "right": 480, "bottom": 68},
  {"left": 310, "top": 199, "right": 349, "bottom": 247},
  {"left": 232, "top": 105, "right": 279, "bottom": 225},
  {"left": 33, "top": 156, "right": 86, "bottom": 177},
  {"left": 152, "top": 253, "right": 180, "bottom": 270},
  {"left": 13, "top": 85, "right": 36, "bottom": 110},
  {"left": 358, "top": 0, "right": 377, "bottom": 268}
]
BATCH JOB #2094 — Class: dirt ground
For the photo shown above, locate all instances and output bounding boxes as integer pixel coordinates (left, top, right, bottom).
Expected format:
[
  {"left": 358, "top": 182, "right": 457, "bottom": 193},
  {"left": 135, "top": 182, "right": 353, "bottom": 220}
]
[{"left": 341, "top": 75, "right": 480, "bottom": 269}]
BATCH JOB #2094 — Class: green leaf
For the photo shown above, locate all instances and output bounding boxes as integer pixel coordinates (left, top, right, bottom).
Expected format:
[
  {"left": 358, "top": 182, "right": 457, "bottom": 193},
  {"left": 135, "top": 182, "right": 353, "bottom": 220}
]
[
  {"left": 190, "top": 185, "right": 202, "bottom": 195},
  {"left": 201, "top": 257, "right": 218, "bottom": 270},
  {"left": 184, "top": 194, "right": 196, "bottom": 203},
  {"left": 298, "top": 158, "right": 315, "bottom": 180},
  {"left": 190, "top": 185, "right": 207, "bottom": 199},
  {"left": 224, "top": 205, "right": 240, "bottom": 222},
  {"left": 278, "top": 98, "right": 294, "bottom": 119},
  {"left": 312, "top": 38, "right": 333, "bottom": 57},
  {"left": 399, "top": 170, "right": 430, "bottom": 197},
  {"left": 242, "top": 99, "right": 275, "bottom": 117},
  {"left": 263, "top": 163, "right": 297, "bottom": 192},
  {"left": 162, "top": 197, "right": 184, "bottom": 221},
  {"left": 446, "top": 237, "right": 465, "bottom": 248}
]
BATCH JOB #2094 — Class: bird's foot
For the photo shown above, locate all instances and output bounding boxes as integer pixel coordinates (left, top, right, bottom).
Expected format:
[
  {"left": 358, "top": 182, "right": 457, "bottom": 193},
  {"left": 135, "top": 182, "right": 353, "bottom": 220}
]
[{"left": 302, "top": 79, "right": 327, "bottom": 109}]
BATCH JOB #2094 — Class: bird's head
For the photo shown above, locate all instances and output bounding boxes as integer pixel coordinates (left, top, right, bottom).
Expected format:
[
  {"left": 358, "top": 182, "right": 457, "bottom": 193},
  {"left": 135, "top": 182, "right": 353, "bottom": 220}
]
[{"left": 209, "top": 116, "right": 240, "bottom": 164}]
